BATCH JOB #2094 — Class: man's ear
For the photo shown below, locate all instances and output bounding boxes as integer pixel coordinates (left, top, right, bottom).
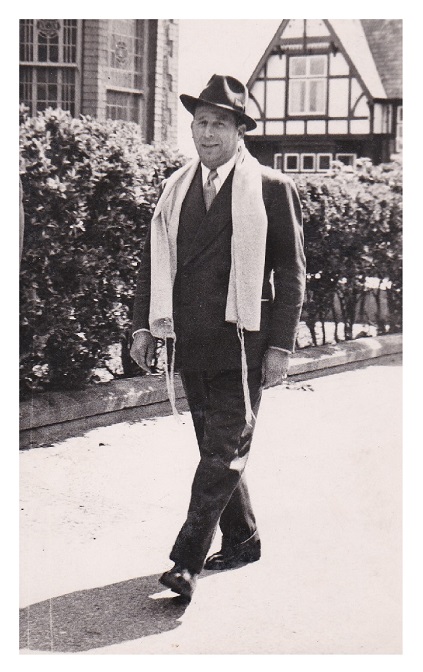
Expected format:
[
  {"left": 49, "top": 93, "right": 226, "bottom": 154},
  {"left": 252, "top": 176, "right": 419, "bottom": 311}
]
[{"left": 237, "top": 124, "right": 247, "bottom": 140}]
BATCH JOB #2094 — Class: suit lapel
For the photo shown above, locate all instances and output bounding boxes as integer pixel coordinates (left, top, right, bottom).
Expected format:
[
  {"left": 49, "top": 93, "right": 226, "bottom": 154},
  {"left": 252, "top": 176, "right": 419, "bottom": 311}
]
[{"left": 182, "top": 169, "right": 234, "bottom": 267}]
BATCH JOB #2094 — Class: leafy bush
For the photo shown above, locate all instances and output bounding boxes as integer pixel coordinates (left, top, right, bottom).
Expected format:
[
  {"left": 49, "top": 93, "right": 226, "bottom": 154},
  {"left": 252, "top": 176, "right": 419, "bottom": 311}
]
[
  {"left": 20, "top": 108, "right": 402, "bottom": 394},
  {"left": 19, "top": 106, "right": 186, "bottom": 396},
  {"left": 296, "top": 159, "right": 402, "bottom": 345}
]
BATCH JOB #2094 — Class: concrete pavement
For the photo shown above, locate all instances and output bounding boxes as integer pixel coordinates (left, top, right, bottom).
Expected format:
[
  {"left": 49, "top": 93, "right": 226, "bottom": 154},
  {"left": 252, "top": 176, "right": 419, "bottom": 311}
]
[{"left": 19, "top": 354, "right": 402, "bottom": 654}]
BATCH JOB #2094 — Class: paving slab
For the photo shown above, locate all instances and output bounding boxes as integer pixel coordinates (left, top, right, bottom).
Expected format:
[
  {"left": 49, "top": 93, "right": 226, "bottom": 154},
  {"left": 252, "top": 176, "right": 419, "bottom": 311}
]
[{"left": 19, "top": 354, "right": 402, "bottom": 655}]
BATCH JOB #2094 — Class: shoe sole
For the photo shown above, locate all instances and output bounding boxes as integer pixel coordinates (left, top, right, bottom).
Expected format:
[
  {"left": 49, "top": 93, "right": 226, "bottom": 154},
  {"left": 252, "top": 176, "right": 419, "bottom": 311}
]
[{"left": 204, "top": 551, "right": 261, "bottom": 571}]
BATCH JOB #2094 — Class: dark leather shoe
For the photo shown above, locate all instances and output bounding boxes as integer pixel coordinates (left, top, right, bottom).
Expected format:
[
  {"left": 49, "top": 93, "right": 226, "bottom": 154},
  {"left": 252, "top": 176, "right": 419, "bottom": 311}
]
[
  {"left": 204, "top": 538, "right": 261, "bottom": 571},
  {"left": 159, "top": 565, "right": 197, "bottom": 601}
]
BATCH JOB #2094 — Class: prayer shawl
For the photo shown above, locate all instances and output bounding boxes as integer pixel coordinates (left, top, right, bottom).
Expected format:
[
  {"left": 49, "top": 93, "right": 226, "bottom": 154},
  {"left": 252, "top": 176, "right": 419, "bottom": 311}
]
[{"left": 149, "top": 144, "right": 268, "bottom": 422}]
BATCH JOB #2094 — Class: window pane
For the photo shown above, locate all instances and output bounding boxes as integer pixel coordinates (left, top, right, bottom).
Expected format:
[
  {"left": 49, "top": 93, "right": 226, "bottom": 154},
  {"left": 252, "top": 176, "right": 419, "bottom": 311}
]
[
  {"left": 49, "top": 44, "right": 59, "bottom": 63},
  {"left": 289, "top": 80, "right": 306, "bottom": 113},
  {"left": 108, "top": 19, "right": 145, "bottom": 90},
  {"left": 62, "top": 69, "right": 76, "bottom": 115},
  {"left": 318, "top": 154, "right": 332, "bottom": 170},
  {"left": 47, "top": 69, "right": 58, "bottom": 84},
  {"left": 274, "top": 154, "right": 283, "bottom": 170},
  {"left": 63, "top": 20, "right": 78, "bottom": 63},
  {"left": 37, "top": 84, "right": 46, "bottom": 99},
  {"left": 309, "top": 55, "right": 326, "bottom": 76},
  {"left": 19, "top": 67, "right": 33, "bottom": 108},
  {"left": 309, "top": 79, "right": 324, "bottom": 113},
  {"left": 106, "top": 89, "right": 141, "bottom": 123},
  {"left": 20, "top": 20, "right": 34, "bottom": 61},
  {"left": 302, "top": 154, "right": 315, "bottom": 171},
  {"left": 38, "top": 42, "right": 47, "bottom": 62},
  {"left": 290, "top": 57, "right": 307, "bottom": 77},
  {"left": 336, "top": 153, "right": 356, "bottom": 166},
  {"left": 35, "top": 68, "right": 59, "bottom": 110},
  {"left": 286, "top": 155, "right": 299, "bottom": 170}
]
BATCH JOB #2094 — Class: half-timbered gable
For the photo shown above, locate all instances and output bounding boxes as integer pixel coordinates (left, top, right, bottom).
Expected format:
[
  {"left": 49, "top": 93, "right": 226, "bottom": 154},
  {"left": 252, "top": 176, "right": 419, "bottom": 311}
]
[{"left": 245, "top": 19, "right": 402, "bottom": 171}]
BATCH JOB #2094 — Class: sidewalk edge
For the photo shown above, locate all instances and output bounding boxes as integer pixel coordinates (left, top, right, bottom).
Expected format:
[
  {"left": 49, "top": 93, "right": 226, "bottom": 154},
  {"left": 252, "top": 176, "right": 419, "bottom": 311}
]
[{"left": 20, "top": 333, "right": 402, "bottom": 433}]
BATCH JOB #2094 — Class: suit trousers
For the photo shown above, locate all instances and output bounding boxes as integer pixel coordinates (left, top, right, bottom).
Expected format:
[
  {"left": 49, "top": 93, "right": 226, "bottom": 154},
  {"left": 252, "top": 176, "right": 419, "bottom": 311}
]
[{"left": 169, "top": 366, "right": 263, "bottom": 574}]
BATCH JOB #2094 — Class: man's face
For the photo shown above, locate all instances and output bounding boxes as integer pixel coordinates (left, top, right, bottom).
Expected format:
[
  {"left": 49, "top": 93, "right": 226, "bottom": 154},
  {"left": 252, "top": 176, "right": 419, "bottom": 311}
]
[{"left": 191, "top": 104, "right": 245, "bottom": 169}]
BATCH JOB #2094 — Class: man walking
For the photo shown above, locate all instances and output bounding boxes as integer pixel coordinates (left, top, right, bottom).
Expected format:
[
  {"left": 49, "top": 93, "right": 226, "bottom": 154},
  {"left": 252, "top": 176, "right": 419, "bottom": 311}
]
[{"left": 131, "top": 75, "right": 306, "bottom": 602}]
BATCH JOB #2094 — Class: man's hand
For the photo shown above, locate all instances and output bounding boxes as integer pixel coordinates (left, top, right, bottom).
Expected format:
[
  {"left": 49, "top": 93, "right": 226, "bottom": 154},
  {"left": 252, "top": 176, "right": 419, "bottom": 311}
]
[
  {"left": 130, "top": 331, "right": 156, "bottom": 373},
  {"left": 261, "top": 348, "right": 290, "bottom": 389}
]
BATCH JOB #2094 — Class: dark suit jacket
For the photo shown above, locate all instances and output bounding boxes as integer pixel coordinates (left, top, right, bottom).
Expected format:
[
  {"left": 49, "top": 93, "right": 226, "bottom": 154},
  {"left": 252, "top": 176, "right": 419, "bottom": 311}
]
[{"left": 132, "top": 162, "right": 306, "bottom": 370}]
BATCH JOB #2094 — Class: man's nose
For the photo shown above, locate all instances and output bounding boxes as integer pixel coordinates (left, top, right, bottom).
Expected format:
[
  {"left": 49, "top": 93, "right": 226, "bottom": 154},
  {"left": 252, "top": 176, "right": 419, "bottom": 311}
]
[{"left": 204, "top": 124, "right": 214, "bottom": 137}]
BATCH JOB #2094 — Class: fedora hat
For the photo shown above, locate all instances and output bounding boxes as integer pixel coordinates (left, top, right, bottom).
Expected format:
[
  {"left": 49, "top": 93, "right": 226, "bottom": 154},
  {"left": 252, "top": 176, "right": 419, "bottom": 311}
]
[{"left": 180, "top": 74, "right": 257, "bottom": 132}]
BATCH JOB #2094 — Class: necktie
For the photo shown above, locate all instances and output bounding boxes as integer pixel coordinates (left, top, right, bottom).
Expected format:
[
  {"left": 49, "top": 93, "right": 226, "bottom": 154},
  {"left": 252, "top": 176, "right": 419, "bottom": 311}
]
[{"left": 203, "top": 169, "right": 218, "bottom": 211}]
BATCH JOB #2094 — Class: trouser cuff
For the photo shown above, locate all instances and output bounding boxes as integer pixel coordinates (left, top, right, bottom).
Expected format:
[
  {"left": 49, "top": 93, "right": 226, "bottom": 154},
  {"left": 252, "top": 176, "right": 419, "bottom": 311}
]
[{"left": 222, "top": 528, "right": 260, "bottom": 551}]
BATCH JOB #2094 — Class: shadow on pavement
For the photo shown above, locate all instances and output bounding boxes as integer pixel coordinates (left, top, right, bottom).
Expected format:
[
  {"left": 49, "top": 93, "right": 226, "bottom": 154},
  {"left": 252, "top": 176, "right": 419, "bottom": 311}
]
[
  {"left": 19, "top": 573, "right": 189, "bottom": 653},
  {"left": 20, "top": 397, "right": 190, "bottom": 451}
]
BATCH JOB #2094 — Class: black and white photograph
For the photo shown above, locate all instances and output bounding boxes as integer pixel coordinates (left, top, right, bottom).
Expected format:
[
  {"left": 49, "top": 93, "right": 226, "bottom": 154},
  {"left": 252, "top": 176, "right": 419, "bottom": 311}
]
[{"left": 12, "top": 9, "right": 415, "bottom": 665}]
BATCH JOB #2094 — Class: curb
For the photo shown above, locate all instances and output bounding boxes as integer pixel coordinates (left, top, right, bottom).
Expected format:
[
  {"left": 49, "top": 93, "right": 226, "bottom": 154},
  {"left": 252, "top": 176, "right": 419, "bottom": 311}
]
[
  {"left": 289, "top": 332, "right": 402, "bottom": 376},
  {"left": 19, "top": 375, "right": 186, "bottom": 432},
  {"left": 20, "top": 333, "right": 402, "bottom": 438}
]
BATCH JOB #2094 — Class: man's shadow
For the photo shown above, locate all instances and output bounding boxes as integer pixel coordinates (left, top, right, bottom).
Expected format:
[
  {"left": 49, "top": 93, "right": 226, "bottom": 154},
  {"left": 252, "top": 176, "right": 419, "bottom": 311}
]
[{"left": 19, "top": 573, "right": 190, "bottom": 653}]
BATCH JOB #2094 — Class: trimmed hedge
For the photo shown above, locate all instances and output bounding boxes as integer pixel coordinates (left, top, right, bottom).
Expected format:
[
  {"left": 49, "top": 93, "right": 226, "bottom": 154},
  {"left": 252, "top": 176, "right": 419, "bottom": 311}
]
[
  {"left": 19, "top": 108, "right": 402, "bottom": 395},
  {"left": 296, "top": 158, "right": 402, "bottom": 344},
  {"left": 19, "top": 107, "right": 186, "bottom": 395}
]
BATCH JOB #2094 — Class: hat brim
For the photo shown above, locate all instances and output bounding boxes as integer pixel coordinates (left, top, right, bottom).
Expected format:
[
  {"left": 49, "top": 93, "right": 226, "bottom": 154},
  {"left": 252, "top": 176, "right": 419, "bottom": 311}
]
[{"left": 180, "top": 94, "right": 257, "bottom": 132}]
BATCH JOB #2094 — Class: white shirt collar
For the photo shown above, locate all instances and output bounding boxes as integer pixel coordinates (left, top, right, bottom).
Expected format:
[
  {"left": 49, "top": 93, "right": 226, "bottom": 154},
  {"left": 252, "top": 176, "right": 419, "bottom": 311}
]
[{"left": 200, "top": 154, "right": 237, "bottom": 192}]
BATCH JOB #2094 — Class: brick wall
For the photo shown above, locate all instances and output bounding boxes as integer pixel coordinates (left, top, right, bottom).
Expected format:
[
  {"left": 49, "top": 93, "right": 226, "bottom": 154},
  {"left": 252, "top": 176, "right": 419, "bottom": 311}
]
[
  {"left": 154, "top": 19, "right": 178, "bottom": 145},
  {"left": 81, "top": 20, "right": 109, "bottom": 119}
]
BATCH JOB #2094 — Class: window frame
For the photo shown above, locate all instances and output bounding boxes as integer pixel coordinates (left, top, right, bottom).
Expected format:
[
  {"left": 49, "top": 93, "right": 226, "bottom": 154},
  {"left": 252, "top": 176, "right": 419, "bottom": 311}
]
[
  {"left": 284, "top": 153, "right": 300, "bottom": 172},
  {"left": 105, "top": 19, "right": 149, "bottom": 126},
  {"left": 300, "top": 153, "right": 316, "bottom": 172},
  {"left": 396, "top": 105, "right": 403, "bottom": 153},
  {"left": 106, "top": 89, "right": 143, "bottom": 123},
  {"left": 335, "top": 153, "right": 356, "bottom": 167},
  {"left": 273, "top": 153, "right": 283, "bottom": 170},
  {"left": 288, "top": 54, "right": 327, "bottom": 117},
  {"left": 317, "top": 153, "right": 333, "bottom": 172},
  {"left": 19, "top": 19, "right": 82, "bottom": 116}
]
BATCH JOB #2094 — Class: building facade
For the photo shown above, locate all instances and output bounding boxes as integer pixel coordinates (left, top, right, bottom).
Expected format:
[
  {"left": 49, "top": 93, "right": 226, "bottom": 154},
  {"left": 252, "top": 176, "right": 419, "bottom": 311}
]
[
  {"left": 19, "top": 19, "right": 178, "bottom": 145},
  {"left": 245, "top": 20, "right": 402, "bottom": 172}
]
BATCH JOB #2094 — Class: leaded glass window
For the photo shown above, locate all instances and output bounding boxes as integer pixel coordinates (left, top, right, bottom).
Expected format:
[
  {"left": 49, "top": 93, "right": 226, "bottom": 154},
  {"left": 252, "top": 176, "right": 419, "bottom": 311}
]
[
  {"left": 108, "top": 20, "right": 146, "bottom": 90},
  {"left": 106, "top": 20, "right": 147, "bottom": 124},
  {"left": 106, "top": 90, "right": 142, "bottom": 123},
  {"left": 19, "top": 19, "right": 80, "bottom": 116}
]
